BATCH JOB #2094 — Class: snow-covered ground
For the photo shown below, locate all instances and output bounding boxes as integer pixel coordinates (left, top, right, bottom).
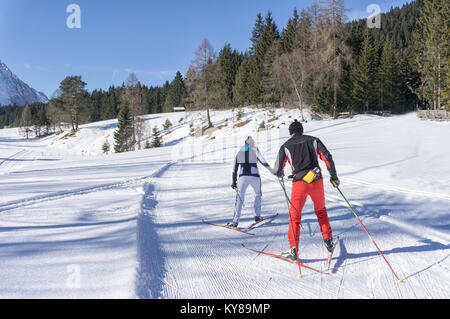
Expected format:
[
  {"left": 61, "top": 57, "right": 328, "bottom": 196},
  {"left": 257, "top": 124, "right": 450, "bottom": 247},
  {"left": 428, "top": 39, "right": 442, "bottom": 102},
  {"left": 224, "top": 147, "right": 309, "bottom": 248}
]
[{"left": 0, "top": 107, "right": 449, "bottom": 299}]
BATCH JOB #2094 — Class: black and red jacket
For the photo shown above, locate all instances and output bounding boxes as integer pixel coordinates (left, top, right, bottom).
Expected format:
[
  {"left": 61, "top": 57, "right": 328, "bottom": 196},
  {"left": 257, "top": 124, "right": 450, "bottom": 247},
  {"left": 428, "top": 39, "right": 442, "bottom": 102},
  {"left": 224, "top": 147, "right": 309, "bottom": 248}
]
[{"left": 274, "top": 133, "right": 337, "bottom": 182}]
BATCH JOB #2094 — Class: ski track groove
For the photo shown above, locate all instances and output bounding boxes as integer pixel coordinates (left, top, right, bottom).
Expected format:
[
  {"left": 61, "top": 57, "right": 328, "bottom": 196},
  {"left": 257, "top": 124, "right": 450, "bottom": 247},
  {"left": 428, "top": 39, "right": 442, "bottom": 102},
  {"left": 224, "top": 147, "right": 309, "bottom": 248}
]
[
  {"left": 0, "top": 149, "right": 26, "bottom": 167},
  {"left": 341, "top": 177, "right": 450, "bottom": 201},
  {"left": 0, "top": 162, "right": 175, "bottom": 213},
  {"left": 0, "top": 149, "right": 32, "bottom": 173},
  {"left": 336, "top": 258, "right": 347, "bottom": 299}
]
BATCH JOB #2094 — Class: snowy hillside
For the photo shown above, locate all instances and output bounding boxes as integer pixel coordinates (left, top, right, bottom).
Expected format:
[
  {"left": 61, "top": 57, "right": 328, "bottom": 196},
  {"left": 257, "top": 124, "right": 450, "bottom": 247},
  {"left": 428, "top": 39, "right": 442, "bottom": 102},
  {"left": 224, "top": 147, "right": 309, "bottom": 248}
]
[
  {"left": 0, "top": 60, "right": 48, "bottom": 106},
  {"left": 0, "top": 108, "right": 449, "bottom": 299}
]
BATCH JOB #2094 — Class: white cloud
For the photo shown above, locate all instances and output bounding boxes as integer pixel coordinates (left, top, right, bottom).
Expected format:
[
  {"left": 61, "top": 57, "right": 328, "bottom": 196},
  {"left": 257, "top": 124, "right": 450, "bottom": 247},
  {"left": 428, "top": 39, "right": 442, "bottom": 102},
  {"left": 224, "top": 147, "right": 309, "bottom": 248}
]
[{"left": 22, "top": 63, "right": 50, "bottom": 72}]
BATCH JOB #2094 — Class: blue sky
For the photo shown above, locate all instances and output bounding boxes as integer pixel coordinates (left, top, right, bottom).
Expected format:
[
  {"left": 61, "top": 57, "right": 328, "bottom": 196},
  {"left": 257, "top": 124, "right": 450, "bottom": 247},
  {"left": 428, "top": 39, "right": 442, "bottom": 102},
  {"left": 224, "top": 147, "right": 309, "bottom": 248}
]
[{"left": 0, "top": 0, "right": 412, "bottom": 97}]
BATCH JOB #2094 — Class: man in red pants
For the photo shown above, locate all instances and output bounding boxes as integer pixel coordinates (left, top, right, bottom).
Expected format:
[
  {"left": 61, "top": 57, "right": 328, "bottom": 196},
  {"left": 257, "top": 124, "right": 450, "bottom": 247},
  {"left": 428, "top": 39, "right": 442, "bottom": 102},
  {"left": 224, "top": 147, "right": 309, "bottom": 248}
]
[{"left": 273, "top": 120, "right": 340, "bottom": 261}]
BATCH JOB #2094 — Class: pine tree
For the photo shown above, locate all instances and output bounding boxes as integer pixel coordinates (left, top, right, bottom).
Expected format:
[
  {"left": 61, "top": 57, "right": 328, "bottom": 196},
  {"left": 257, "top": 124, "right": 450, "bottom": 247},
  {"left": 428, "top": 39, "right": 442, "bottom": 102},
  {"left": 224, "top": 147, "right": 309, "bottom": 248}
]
[
  {"left": 100, "top": 89, "right": 117, "bottom": 121},
  {"left": 376, "top": 38, "right": 400, "bottom": 110},
  {"left": 32, "top": 106, "right": 50, "bottom": 138},
  {"left": 113, "top": 103, "right": 133, "bottom": 153},
  {"left": 351, "top": 29, "right": 377, "bottom": 113},
  {"left": 163, "top": 71, "right": 186, "bottom": 112},
  {"left": 412, "top": 0, "right": 449, "bottom": 109},
  {"left": 151, "top": 126, "right": 163, "bottom": 148},
  {"left": 102, "top": 139, "right": 111, "bottom": 154},
  {"left": 217, "top": 44, "right": 243, "bottom": 106},
  {"left": 90, "top": 89, "right": 102, "bottom": 122},
  {"left": 248, "top": 12, "right": 280, "bottom": 104},
  {"left": 162, "top": 118, "right": 172, "bottom": 131},
  {"left": 250, "top": 13, "right": 264, "bottom": 55},
  {"left": 59, "top": 75, "right": 87, "bottom": 132},
  {"left": 232, "top": 54, "right": 252, "bottom": 106},
  {"left": 280, "top": 8, "right": 300, "bottom": 54},
  {"left": 262, "top": 40, "right": 281, "bottom": 104}
]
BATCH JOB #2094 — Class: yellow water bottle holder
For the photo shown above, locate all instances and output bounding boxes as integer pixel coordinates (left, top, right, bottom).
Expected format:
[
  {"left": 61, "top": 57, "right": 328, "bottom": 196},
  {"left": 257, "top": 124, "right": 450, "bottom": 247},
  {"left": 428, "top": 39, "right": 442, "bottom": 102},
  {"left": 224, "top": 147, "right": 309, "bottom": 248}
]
[{"left": 302, "top": 167, "right": 321, "bottom": 184}]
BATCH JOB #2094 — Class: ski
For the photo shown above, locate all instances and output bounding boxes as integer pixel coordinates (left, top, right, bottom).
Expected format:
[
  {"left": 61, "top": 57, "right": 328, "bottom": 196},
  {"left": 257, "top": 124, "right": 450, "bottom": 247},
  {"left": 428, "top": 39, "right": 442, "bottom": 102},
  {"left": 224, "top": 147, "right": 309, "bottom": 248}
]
[
  {"left": 242, "top": 244, "right": 328, "bottom": 275},
  {"left": 245, "top": 213, "right": 279, "bottom": 231},
  {"left": 326, "top": 236, "right": 340, "bottom": 270},
  {"left": 202, "top": 219, "right": 255, "bottom": 236}
]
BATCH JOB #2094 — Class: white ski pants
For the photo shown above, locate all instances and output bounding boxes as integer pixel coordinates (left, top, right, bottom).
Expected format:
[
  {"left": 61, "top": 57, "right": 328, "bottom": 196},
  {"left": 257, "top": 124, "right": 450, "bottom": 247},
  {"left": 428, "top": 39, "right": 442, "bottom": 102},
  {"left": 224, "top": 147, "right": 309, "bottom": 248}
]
[{"left": 233, "top": 176, "right": 261, "bottom": 224}]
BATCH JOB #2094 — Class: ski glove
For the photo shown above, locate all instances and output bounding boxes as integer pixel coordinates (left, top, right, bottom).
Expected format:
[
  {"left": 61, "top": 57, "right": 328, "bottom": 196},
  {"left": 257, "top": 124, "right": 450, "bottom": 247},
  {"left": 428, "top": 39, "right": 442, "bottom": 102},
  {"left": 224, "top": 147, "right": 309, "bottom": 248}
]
[
  {"left": 231, "top": 182, "right": 237, "bottom": 190},
  {"left": 330, "top": 176, "right": 340, "bottom": 188}
]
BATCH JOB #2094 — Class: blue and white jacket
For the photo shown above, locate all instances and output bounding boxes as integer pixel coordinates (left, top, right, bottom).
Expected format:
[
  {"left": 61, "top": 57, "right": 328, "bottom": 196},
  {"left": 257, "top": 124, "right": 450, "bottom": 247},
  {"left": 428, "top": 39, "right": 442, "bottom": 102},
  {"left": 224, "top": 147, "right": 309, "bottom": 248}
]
[{"left": 232, "top": 144, "right": 273, "bottom": 183}]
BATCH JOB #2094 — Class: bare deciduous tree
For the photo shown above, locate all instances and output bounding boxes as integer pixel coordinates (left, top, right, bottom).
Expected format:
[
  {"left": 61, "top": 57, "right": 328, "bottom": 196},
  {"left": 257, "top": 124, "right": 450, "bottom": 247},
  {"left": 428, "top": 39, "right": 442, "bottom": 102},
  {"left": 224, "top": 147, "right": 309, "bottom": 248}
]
[
  {"left": 317, "top": 0, "right": 353, "bottom": 118},
  {"left": 268, "top": 8, "right": 313, "bottom": 121},
  {"left": 19, "top": 102, "right": 33, "bottom": 139},
  {"left": 185, "top": 38, "right": 217, "bottom": 128},
  {"left": 134, "top": 116, "right": 145, "bottom": 150},
  {"left": 47, "top": 97, "right": 68, "bottom": 134},
  {"left": 120, "top": 72, "right": 146, "bottom": 150},
  {"left": 273, "top": 50, "right": 313, "bottom": 122}
]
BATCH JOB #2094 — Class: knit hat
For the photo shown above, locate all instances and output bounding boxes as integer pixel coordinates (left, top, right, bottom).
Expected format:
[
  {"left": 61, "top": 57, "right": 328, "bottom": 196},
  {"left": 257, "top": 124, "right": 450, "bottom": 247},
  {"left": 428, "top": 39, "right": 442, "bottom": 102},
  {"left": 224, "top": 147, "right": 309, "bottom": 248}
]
[
  {"left": 245, "top": 136, "right": 255, "bottom": 147},
  {"left": 289, "top": 120, "right": 304, "bottom": 135}
]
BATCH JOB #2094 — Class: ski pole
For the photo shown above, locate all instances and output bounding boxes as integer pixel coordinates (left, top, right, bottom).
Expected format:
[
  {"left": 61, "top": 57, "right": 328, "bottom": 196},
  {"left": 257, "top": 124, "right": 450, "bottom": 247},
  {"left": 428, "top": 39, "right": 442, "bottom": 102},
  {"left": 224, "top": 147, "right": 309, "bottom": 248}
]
[
  {"left": 231, "top": 187, "right": 244, "bottom": 225},
  {"left": 278, "top": 177, "right": 305, "bottom": 232},
  {"left": 279, "top": 177, "right": 291, "bottom": 212},
  {"left": 235, "top": 188, "right": 245, "bottom": 208},
  {"left": 278, "top": 177, "right": 302, "bottom": 278},
  {"left": 333, "top": 182, "right": 404, "bottom": 283}
]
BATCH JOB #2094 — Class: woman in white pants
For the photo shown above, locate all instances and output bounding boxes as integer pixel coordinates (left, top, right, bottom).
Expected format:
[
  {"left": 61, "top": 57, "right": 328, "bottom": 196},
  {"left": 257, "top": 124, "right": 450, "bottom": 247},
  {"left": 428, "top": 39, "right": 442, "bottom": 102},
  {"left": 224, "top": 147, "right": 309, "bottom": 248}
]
[{"left": 229, "top": 137, "right": 273, "bottom": 227}]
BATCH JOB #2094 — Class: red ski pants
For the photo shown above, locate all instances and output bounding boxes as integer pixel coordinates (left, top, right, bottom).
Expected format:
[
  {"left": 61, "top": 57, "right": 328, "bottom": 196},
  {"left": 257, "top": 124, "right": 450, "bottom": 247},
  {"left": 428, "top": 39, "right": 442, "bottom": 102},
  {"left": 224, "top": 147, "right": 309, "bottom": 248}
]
[{"left": 288, "top": 178, "right": 332, "bottom": 249}]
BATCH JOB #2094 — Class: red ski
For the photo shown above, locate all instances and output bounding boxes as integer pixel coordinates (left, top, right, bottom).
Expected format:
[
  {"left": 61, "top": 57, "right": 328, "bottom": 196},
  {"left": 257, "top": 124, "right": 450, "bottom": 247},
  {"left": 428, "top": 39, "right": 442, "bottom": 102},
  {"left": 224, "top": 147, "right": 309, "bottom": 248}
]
[
  {"left": 202, "top": 220, "right": 255, "bottom": 236},
  {"left": 242, "top": 244, "right": 328, "bottom": 275}
]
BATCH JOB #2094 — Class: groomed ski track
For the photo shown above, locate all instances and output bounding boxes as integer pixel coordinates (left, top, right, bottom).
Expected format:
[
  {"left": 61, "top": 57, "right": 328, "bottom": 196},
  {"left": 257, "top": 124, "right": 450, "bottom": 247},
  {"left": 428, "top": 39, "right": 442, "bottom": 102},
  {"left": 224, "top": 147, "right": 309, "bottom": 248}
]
[
  {"left": 139, "top": 162, "right": 449, "bottom": 298},
  {"left": 0, "top": 111, "right": 449, "bottom": 299},
  {"left": 136, "top": 113, "right": 450, "bottom": 299},
  {"left": 139, "top": 162, "right": 448, "bottom": 299}
]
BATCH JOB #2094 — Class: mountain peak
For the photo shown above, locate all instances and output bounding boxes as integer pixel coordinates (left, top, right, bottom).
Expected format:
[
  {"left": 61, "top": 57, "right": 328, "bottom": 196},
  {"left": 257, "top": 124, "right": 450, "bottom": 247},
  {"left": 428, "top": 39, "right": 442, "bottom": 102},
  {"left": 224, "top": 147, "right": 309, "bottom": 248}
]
[{"left": 0, "top": 60, "right": 48, "bottom": 106}]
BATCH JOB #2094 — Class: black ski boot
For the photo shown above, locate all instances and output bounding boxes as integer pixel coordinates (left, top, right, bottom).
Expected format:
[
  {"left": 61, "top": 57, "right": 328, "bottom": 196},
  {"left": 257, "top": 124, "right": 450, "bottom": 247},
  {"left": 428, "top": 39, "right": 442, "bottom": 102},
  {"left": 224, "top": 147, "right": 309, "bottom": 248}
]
[
  {"left": 324, "top": 238, "right": 334, "bottom": 253},
  {"left": 281, "top": 247, "right": 298, "bottom": 261},
  {"left": 255, "top": 216, "right": 264, "bottom": 223},
  {"left": 227, "top": 221, "right": 238, "bottom": 228}
]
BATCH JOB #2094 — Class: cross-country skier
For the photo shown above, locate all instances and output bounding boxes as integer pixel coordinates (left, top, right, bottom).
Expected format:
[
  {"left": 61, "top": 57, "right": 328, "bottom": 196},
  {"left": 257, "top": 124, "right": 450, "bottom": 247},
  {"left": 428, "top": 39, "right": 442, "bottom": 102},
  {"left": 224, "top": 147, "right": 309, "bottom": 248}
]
[
  {"left": 229, "top": 136, "right": 274, "bottom": 227},
  {"left": 273, "top": 120, "right": 339, "bottom": 261}
]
